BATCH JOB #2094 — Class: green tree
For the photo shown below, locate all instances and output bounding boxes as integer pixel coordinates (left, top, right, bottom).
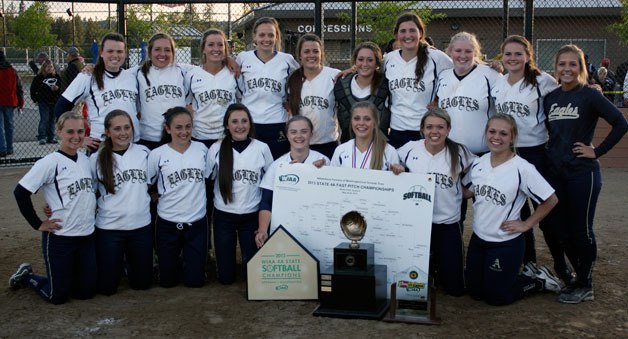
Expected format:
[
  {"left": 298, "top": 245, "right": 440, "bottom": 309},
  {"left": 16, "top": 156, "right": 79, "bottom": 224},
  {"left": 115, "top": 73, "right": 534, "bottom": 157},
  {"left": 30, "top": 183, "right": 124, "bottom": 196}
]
[
  {"left": 338, "top": 1, "right": 446, "bottom": 46},
  {"left": 12, "top": 1, "right": 56, "bottom": 49},
  {"left": 126, "top": 4, "right": 155, "bottom": 47},
  {"left": 609, "top": 0, "right": 628, "bottom": 45}
]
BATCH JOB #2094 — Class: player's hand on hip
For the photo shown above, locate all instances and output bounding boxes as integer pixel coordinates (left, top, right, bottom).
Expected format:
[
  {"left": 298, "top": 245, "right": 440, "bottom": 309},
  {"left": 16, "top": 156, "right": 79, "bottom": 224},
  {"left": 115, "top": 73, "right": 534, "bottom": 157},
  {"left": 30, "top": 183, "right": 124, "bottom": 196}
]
[
  {"left": 39, "top": 219, "right": 62, "bottom": 233},
  {"left": 572, "top": 142, "right": 596, "bottom": 159},
  {"left": 500, "top": 220, "right": 530, "bottom": 234}
]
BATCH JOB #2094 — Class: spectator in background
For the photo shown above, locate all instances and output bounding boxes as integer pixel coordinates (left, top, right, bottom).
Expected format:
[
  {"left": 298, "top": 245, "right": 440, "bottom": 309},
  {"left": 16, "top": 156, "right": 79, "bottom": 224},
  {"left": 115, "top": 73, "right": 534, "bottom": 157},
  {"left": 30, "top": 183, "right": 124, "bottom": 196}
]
[
  {"left": 615, "top": 60, "right": 628, "bottom": 89},
  {"left": 31, "top": 60, "right": 61, "bottom": 145},
  {"left": 61, "top": 47, "right": 84, "bottom": 91},
  {"left": 624, "top": 72, "right": 628, "bottom": 107},
  {"left": 596, "top": 67, "right": 616, "bottom": 102},
  {"left": 29, "top": 52, "right": 50, "bottom": 75},
  {"left": 600, "top": 58, "right": 616, "bottom": 82},
  {"left": 0, "top": 50, "right": 24, "bottom": 157}
]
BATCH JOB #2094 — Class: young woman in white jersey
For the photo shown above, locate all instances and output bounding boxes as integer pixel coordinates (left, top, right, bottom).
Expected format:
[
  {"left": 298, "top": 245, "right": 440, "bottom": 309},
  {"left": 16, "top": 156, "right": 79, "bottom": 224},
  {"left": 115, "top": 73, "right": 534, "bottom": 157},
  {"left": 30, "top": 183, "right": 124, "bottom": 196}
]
[
  {"left": 384, "top": 13, "right": 452, "bottom": 148},
  {"left": 331, "top": 101, "right": 399, "bottom": 171},
  {"left": 148, "top": 107, "right": 210, "bottom": 288},
  {"left": 55, "top": 33, "right": 139, "bottom": 152},
  {"left": 90, "top": 110, "right": 152, "bottom": 295},
  {"left": 392, "top": 108, "right": 475, "bottom": 296},
  {"left": 462, "top": 114, "right": 561, "bottom": 305},
  {"left": 286, "top": 33, "right": 340, "bottom": 159},
  {"left": 436, "top": 32, "right": 501, "bottom": 156},
  {"left": 11, "top": 112, "right": 97, "bottom": 304},
  {"left": 334, "top": 42, "right": 390, "bottom": 143},
  {"left": 207, "top": 103, "right": 273, "bottom": 284},
  {"left": 491, "top": 35, "right": 561, "bottom": 277},
  {"left": 236, "top": 17, "right": 300, "bottom": 159},
  {"left": 255, "top": 115, "right": 329, "bottom": 248}
]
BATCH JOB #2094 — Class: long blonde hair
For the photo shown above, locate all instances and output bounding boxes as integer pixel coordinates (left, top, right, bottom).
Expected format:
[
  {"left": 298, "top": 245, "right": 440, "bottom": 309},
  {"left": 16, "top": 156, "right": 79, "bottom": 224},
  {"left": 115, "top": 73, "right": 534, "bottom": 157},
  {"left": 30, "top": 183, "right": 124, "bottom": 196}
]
[{"left": 351, "top": 101, "right": 388, "bottom": 170}]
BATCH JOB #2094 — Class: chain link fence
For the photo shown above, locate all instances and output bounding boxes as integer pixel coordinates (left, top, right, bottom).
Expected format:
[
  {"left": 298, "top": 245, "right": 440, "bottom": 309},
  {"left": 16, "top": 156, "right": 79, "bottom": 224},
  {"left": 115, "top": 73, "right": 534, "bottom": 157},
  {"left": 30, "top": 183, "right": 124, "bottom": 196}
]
[{"left": 0, "top": 0, "right": 624, "bottom": 166}]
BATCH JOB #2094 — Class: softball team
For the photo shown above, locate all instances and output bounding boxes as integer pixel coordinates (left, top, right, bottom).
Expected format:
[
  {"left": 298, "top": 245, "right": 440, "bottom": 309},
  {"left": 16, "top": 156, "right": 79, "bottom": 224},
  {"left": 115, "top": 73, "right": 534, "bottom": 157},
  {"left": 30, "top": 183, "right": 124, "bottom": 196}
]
[{"left": 286, "top": 34, "right": 341, "bottom": 159}]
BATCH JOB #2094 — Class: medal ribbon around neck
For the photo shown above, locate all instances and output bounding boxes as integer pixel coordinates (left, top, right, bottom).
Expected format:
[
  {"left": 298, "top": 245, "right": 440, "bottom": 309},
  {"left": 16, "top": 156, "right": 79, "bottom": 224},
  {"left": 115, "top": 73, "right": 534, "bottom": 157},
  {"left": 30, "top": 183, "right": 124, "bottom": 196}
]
[{"left": 353, "top": 141, "right": 373, "bottom": 169}]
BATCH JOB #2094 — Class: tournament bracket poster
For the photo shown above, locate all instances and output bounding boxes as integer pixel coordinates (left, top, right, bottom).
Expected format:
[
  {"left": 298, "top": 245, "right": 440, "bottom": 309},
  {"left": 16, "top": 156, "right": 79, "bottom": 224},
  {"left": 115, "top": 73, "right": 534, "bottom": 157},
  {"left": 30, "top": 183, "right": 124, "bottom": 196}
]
[{"left": 271, "top": 163, "right": 435, "bottom": 298}]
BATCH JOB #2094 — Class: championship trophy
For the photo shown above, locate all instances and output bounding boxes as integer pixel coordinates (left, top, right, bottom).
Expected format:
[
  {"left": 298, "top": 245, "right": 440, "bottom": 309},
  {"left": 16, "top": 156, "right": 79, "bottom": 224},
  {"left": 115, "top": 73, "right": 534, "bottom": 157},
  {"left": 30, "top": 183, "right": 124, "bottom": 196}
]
[{"left": 313, "top": 211, "right": 389, "bottom": 319}]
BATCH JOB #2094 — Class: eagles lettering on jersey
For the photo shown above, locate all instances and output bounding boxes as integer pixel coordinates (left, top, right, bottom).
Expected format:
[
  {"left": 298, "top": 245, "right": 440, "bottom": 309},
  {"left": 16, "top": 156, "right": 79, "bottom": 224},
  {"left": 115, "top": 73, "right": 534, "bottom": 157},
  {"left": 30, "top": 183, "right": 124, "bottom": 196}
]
[
  {"left": 167, "top": 168, "right": 205, "bottom": 188},
  {"left": 68, "top": 177, "right": 96, "bottom": 200},
  {"left": 547, "top": 103, "right": 579, "bottom": 121},
  {"left": 388, "top": 78, "right": 426, "bottom": 92},
  {"left": 233, "top": 169, "right": 260, "bottom": 185},
  {"left": 198, "top": 89, "right": 234, "bottom": 106},
  {"left": 495, "top": 101, "right": 530, "bottom": 117},
  {"left": 300, "top": 96, "right": 329, "bottom": 109},
  {"left": 246, "top": 77, "right": 282, "bottom": 93},
  {"left": 431, "top": 172, "right": 455, "bottom": 189},
  {"left": 472, "top": 183, "right": 507, "bottom": 206},
  {"left": 102, "top": 89, "right": 137, "bottom": 107},
  {"left": 440, "top": 96, "right": 480, "bottom": 111},
  {"left": 112, "top": 169, "right": 148, "bottom": 192},
  {"left": 144, "top": 85, "right": 184, "bottom": 102}
]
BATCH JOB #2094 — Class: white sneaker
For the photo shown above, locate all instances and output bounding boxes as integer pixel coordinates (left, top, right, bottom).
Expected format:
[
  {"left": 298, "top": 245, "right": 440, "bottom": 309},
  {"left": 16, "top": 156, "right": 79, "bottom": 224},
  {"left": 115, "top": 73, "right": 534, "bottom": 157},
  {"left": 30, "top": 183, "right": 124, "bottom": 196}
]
[
  {"left": 536, "top": 265, "right": 563, "bottom": 293},
  {"left": 9, "top": 263, "right": 32, "bottom": 289},
  {"left": 521, "top": 262, "right": 539, "bottom": 279}
]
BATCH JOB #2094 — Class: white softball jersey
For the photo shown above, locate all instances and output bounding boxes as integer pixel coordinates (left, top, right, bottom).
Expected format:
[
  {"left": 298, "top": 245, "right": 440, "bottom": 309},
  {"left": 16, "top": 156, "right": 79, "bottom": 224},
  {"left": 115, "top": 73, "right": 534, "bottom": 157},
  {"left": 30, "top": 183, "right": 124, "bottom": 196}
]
[
  {"left": 260, "top": 150, "right": 330, "bottom": 191},
  {"left": 437, "top": 64, "right": 502, "bottom": 154},
  {"left": 398, "top": 140, "right": 476, "bottom": 224},
  {"left": 90, "top": 143, "right": 151, "bottom": 230},
  {"left": 134, "top": 64, "right": 191, "bottom": 142},
  {"left": 331, "top": 139, "right": 400, "bottom": 170},
  {"left": 491, "top": 72, "right": 558, "bottom": 147},
  {"left": 185, "top": 65, "right": 237, "bottom": 141},
  {"left": 62, "top": 71, "right": 140, "bottom": 142},
  {"left": 462, "top": 154, "right": 555, "bottom": 243},
  {"left": 148, "top": 141, "right": 210, "bottom": 223},
  {"left": 208, "top": 139, "right": 273, "bottom": 214},
  {"left": 298, "top": 66, "right": 341, "bottom": 144},
  {"left": 236, "top": 51, "right": 299, "bottom": 124},
  {"left": 384, "top": 48, "right": 452, "bottom": 131},
  {"left": 18, "top": 152, "right": 96, "bottom": 236}
]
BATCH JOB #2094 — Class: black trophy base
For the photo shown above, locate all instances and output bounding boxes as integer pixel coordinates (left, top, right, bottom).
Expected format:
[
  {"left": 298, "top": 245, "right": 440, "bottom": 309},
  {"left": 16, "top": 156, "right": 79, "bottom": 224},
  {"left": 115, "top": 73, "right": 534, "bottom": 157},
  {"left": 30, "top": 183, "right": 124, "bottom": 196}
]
[{"left": 313, "top": 264, "right": 389, "bottom": 320}]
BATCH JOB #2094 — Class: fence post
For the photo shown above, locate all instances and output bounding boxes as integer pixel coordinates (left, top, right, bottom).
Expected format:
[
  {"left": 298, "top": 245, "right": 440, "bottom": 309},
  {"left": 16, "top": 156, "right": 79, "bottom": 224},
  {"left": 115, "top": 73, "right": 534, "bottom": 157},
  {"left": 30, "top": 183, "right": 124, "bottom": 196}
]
[
  {"left": 315, "top": 0, "right": 323, "bottom": 38},
  {"left": 524, "top": 0, "right": 534, "bottom": 41},
  {"left": 351, "top": 1, "right": 357, "bottom": 52},
  {"left": 502, "top": 0, "right": 509, "bottom": 41}
]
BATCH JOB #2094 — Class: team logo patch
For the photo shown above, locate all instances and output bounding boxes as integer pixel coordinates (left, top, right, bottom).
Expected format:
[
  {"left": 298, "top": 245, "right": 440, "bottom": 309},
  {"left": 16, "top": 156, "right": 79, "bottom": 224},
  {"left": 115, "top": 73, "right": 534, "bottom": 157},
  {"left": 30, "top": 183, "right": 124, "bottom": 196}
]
[
  {"left": 402, "top": 185, "right": 432, "bottom": 205},
  {"left": 489, "top": 258, "right": 502, "bottom": 272},
  {"left": 278, "top": 174, "right": 299, "bottom": 185},
  {"left": 409, "top": 270, "right": 418, "bottom": 280}
]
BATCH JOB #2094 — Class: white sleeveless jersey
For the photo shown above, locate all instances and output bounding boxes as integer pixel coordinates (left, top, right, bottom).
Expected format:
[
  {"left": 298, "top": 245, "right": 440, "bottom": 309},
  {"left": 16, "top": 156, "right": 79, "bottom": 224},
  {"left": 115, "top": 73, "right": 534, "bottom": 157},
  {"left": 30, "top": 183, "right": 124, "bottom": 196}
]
[
  {"left": 384, "top": 48, "right": 452, "bottom": 131},
  {"left": 298, "top": 66, "right": 341, "bottom": 144},
  {"left": 331, "top": 139, "right": 400, "bottom": 170},
  {"left": 148, "top": 141, "right": 210, "bottom": 223},
  {"left": 398, "top": 140, "right": 476, "bottom": 224},
  {"left": 134, "top": 64, "right": 191, "bottom": 142},
  {"left": 462, "top": 154, "right": 554, "bottom": 242},
  {"left": 19, "top": 151, "right": 96, "bottom": 236},
  {"left": 236, "top": 51, "right": 299, "bottom": 124},
  {"left": 208, "top": 139, "right": 273, "bottom": 214},
  {"left": 90, "top": 143, "right": 151, "bottom": 230},
  {"left": 260, "top": 150, "right": 330, "bottom": 191},
  {"left": 491, "top": 72, "right": 558, "bottom": 147},
  {"left": 185, "top": 65, "right": 237, "bottom": 141},
  {"left": 62, "top": 70, "right": 140, "bottom": 142},
  {"left": 437, "top": 64, "right": 502, "bottom": 154}
]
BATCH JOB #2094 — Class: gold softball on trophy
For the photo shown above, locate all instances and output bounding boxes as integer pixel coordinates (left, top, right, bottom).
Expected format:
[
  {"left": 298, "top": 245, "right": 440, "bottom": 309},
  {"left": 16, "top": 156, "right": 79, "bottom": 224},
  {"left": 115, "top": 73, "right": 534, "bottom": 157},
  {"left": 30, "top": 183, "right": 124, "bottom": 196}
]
[{"left": 340, "top": 211, "right": 367, "bottom": 249}]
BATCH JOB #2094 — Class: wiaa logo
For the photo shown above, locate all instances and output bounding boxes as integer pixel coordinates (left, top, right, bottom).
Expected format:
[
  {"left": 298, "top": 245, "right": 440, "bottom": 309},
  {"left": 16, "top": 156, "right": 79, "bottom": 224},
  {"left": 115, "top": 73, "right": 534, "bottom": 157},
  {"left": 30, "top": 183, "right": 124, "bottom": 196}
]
[
  {"left": 403, "top": 185, "right": 432, "bottom": 205},
  {"left": 278, "top": 174, "right": 299, "bottom": 185}
]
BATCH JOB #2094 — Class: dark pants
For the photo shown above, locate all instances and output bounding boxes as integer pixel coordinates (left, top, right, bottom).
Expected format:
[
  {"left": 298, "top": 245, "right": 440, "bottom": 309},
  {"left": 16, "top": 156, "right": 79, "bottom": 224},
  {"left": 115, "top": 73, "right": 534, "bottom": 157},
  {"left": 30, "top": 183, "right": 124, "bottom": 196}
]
[
  {"left": 156, "top": 216, "right": 208, "bottom": 288},
  {"left": 95, "top": 225, "right": 153, "bottom": 295},
  {"left": 213, "top": 208, "right": 258, "bottom": 285},
  {"left": 37, "top": 102, "right": 56, "bottom": 142},
  {"left": 310, "top": 141, "right": 339, "bottom": 160},
  {"left": 137, "top": 139, "right": 163, "bottom": 151},
  {"left": 430, "top": 221, "right": 465, "bottom": 296},
  {"left": 544, "top": 169, "right": 601, "bottom": 288},
  {"left": 254, "top": 122, "right": 289, "bottom": 160},
  {"left": 28, "top": 232, "right": 97, "bottom": 305},
  {"left": 465, "top": 233, "right": 540, "bottom": 306},
  {"left": 193, "top": 137, "right": 219, "bottom": 250},
  {"left": 387, "top": 128, "right": 422, "bottom": 149}
]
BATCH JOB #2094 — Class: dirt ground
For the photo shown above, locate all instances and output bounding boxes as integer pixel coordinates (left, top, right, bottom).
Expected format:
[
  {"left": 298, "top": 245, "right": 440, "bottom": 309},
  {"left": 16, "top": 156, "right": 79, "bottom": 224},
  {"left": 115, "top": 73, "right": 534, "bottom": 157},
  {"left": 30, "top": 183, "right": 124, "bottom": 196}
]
[{"left": 0, "top": 166, "right": 626, "bottom": 338}]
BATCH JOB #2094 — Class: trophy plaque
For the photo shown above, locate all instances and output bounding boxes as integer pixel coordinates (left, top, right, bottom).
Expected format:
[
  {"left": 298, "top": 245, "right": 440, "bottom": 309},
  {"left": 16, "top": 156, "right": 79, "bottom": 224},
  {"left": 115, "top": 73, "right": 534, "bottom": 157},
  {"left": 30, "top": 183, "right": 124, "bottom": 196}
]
[
  {"left": 383, "top": 266, "right": 441, "bottom": 325},
  {"left": 313, "top": 211, "right": 389, "bottom": 320}
]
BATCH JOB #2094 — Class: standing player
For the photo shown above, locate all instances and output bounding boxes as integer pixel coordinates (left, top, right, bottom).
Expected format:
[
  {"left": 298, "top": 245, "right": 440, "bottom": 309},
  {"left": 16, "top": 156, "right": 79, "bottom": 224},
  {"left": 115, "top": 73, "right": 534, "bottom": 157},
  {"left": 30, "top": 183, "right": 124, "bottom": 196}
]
[
  {"left": 491, "top": 35, "right": 560, "bottom": 274},
  {"left": 286, "top": 33, "right": 340, "bottom": 158},
  {"left": 236, "top": 17, "right": 300, "bottom": 159},
  {"left": 90, "top": 110, "right": 152, "bottom": 295},
  {"left": 462, "top": 114, "right": 561, "bottom": 305},
  {"left": 207, "top": 103, "right": 273, "bottom": 284},
  {"left": 10, "top": 112, "right": 97, "bottom": 304},
  {"left": 384, "top": 13, "right": 452, "bottom": 148},
  {"left": 436, "top": 32, "right": 501, "bottom": 155},
  {"left": 543, "top": 45, "right": 628, "bottom": 303},
  {"left": 148, "top": 107, "right": 210, "bottom": 288},
  {"left": 55, "top": 33, "right": 139, "bottom": 152},
  {"left": 255, "top": 116, "right": 329, "bottom": 247},
  {"left": 331, "top": 101, "right": 399, "bottom": 171},
  {"left": 392, "top": 108, "right": 475, "bottom": 296}
]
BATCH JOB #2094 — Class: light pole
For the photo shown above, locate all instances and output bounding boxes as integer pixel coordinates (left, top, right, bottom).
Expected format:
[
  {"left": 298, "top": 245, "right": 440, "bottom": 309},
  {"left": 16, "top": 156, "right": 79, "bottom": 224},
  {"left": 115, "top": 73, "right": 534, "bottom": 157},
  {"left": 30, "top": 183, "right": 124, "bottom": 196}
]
[
  {"left": 66, "top": 3, "right": 75, "bottom": 46},
  {"left": 1, "top": 0, "right": 6, "bottom": 47}
]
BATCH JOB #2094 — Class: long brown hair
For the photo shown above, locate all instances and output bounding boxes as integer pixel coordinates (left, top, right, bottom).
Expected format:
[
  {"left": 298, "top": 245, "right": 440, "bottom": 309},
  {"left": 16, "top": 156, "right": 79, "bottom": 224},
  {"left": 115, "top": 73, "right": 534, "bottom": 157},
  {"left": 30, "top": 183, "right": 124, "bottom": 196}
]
[
  {"left": 393, "top": 13, "right": 429, "bottom": 81},
  {"left": 287, "top": 33, "right": 324, "bottom": 116},
  {"left": 98, "top": 110, "right": 134, "bottom": 194},
  {"left": 351, "top": 42, "right": 383, "bottom": 96},
  {"left": 420, "top": 108, "right": 469, "bottom": 179},
  {"left": 501, "top": 35, "right": 541, "bottom": 88},
  {"left": 351, "top": 101, "right": 388, "bottom": 170},
  {"left": 141, "top": 32, "right": 176, "bottom": 86},
  {"left": 218, "top": 103, "right": 256, "bottom": 204},
  {"left": 94, "top": 32, "right": 125, "bottom": 90},
  {"left": 200, "top": 28, "right": 229, "bottom": 66},
  {"left": 160, "top": 106, "right": 193, "bottom": 144},
  {"left": 253, "top": 17, "right": 283, "bottom": 52}
]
